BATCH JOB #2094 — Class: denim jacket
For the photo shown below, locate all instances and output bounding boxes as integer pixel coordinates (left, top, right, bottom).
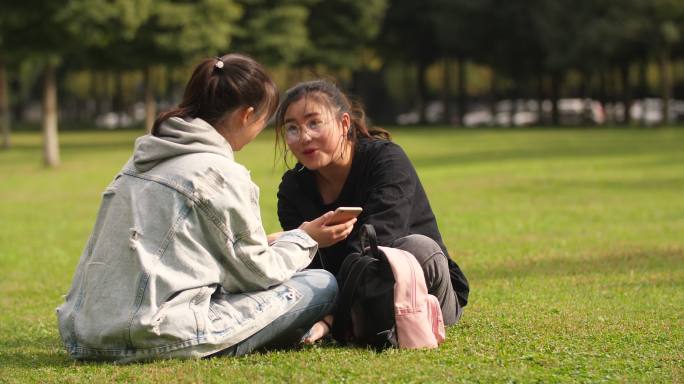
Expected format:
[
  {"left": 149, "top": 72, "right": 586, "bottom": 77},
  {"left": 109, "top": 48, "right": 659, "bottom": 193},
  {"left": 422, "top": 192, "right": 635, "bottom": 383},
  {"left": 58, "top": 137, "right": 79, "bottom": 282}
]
[{"left": 56, "top": 117, "right": 317, "bottom": 362}]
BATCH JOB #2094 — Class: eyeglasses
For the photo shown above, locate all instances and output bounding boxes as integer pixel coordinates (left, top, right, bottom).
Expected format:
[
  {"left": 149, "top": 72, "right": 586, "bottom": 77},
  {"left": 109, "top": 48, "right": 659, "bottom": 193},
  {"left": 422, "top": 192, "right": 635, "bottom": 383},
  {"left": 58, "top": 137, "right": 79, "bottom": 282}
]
[{"left": 283, "top": 118, "right": 328, "bottom": 143}]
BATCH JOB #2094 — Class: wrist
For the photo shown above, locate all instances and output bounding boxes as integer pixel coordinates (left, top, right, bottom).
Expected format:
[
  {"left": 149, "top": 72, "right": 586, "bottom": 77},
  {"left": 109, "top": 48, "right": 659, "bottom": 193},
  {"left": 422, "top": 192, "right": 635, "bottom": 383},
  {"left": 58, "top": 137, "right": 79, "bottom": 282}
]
[{"left": 267, "top": 231, "right": 284, "bottom": 245}]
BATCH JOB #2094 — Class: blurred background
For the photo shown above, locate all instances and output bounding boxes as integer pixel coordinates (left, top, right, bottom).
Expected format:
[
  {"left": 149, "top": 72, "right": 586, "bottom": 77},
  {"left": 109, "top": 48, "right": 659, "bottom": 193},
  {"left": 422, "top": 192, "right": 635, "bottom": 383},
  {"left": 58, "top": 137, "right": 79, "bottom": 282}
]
[{"left": 1, "top": 0, "right": 684, "bottom": 166}]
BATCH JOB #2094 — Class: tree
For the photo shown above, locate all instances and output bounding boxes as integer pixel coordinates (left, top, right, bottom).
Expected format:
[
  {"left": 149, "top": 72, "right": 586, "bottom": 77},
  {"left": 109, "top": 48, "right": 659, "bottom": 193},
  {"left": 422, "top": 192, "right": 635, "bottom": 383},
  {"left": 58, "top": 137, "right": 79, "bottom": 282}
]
[
  {"left": 0, "top": 57, "right": 10, "bottom": 150},
  {"left": 266, "top": 0, "right": 389, "bottom": 119},
  {"left": 59, "top": 0, "right": 153, "bottom": 129},
  {"left": 572, "top": 0, "right": 651, "bottom": 125},
  {"left": 379, "top": 0, "right": 440, "bottom": 124},
  {"left": 532, "top": 0, "right": 591, "bottom": 125},
  {"left": 233, "top": 0, "right": 312, "bottom": 66},
  {"left": 61, "top": 0, "right": 242, "bottom": 132},
  {"left": 644, "top": 0, "right": 683, "bottom": 125},
  {"left": 138, "top": 0, "right": 242, "bottom": 132},
  {"left": 0, "top": 1, "right": 76, "bottom": 166},
  {"left": 433, "top": 0, "right": 496, "bottom": 125},
  {"left": 0, "top": 15, "right": 12, "bottom": 150},
  {"left": 303, "top": 0, "right": 388, "bottom": 70}
]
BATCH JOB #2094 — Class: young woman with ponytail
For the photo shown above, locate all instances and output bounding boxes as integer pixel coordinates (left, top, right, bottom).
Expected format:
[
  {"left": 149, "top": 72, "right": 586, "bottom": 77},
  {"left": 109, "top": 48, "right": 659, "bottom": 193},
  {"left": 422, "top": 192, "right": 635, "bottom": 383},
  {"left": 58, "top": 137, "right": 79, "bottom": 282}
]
[
  {"left": 57, "top": 57, "right": 357, "bottom": 362},
  {"left": 275, "top": 80, "right": 470, "bottom": 341}
]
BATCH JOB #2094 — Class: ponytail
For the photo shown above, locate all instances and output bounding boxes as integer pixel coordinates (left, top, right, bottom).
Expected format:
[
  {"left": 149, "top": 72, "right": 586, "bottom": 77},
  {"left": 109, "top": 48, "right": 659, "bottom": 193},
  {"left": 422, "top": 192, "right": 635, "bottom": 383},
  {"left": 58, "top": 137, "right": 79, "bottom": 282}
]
[
  {"left": 153, "top": 53, "right": 278, "bottom": 136},
  {"left": 347, "top": 98, "right": 391, "bottom": 142}
]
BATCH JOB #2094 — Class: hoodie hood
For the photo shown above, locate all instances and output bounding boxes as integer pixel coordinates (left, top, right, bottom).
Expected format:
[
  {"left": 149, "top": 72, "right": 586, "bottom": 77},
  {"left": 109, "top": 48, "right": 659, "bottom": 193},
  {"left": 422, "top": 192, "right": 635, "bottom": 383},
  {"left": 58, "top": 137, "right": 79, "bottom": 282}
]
[{"left": 133, "top": 117, "right": 234, "bottom": 172}]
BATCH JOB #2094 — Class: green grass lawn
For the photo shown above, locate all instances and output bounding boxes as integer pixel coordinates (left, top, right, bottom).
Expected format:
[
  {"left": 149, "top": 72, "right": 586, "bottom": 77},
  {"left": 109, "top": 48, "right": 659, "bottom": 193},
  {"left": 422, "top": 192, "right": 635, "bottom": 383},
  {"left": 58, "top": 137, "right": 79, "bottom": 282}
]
[{"left": 1, "top": 127, "right": 682, "bottom": 383}]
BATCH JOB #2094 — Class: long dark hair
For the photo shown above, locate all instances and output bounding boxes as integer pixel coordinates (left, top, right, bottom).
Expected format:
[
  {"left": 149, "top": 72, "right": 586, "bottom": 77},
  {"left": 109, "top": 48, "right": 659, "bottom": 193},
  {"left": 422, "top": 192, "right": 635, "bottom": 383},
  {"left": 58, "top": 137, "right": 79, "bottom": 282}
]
[
  {"left": 274, "top": 79, "right": 390, "bottom": 164},
  {"left": 152, "top": 53, "right": 278, "bottom": 136}
]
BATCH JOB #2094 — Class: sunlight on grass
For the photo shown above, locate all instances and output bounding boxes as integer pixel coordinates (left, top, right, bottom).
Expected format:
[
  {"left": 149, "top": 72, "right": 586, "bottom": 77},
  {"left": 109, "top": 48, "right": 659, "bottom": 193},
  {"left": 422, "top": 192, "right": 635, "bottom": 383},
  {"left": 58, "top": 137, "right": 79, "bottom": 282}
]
[{"left": 1, "top": 127, "right": 682, "bottom": 382}]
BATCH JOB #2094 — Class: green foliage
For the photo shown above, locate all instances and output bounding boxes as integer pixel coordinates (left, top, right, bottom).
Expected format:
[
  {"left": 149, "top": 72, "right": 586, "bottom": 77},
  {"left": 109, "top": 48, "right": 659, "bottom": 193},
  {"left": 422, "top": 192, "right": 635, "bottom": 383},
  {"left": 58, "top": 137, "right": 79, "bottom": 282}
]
[
  {"left": 60, "top": 0, "right": 242, "bottom": 69},
  {"left": 431, "top": 0, "right": 476, "bottom": 58},
  {"left": 1, "top": 128, "right": 683, "bottom": 382},
  {"left": 233, "top": 0, "right": 312, "bottom": 65},
  {"left": 303, "top": 0, "right": 388, "bottom": 69},
  {"left": 233, "top": 0, "right": 389, "bottom": 69},
  {"left": 147, "top": 0, "right": 241, "bottom": 59},
  {"left": 59, "top": 0, "right": 153, "bottom": 46},
  {"left": 0, "top": 1, "right": 72, "bottom": 60},
  {"left": 379, "top": 0, "right": 439, "bottom": 64}
]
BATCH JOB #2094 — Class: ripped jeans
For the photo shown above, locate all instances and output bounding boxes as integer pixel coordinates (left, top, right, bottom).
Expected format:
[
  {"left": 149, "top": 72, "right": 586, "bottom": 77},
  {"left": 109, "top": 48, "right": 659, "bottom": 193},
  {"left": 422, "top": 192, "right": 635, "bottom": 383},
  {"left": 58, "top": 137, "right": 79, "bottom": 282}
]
[{"left": 212, "top": 269, "right": 337, "bottom": 356}]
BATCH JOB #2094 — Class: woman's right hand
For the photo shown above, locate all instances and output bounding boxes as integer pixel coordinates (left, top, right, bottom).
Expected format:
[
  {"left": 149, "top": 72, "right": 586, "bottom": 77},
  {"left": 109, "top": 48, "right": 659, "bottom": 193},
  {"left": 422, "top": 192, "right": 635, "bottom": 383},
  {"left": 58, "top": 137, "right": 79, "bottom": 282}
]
[{"left": 299, "top": 211, "right": 356, "bottom": 248}]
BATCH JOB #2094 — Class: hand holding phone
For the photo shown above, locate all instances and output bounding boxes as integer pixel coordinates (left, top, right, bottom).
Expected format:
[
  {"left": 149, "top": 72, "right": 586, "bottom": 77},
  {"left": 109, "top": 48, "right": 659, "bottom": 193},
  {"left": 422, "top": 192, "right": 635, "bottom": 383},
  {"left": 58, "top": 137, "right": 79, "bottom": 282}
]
[
  {"left": 299, "top": 207, "right": 361, "bottom": 247},
  {"left": 325, "top": 207, "right": 363, "bottom": 226}
]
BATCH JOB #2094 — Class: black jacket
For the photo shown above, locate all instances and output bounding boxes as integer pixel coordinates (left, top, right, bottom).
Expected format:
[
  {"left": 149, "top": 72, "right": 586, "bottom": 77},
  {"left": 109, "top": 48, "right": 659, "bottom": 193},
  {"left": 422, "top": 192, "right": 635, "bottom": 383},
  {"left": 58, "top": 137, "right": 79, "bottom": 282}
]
[{"left": 277, "top": 138, "right": 470, "bottom": 306}]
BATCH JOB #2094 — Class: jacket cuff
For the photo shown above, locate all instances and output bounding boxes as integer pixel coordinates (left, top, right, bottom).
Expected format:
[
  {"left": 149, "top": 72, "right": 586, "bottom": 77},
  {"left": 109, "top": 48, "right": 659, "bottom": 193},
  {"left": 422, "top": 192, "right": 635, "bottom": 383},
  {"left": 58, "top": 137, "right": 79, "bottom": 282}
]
[{"left": 273, "top": 229, "right": 318, "bottom": 258}]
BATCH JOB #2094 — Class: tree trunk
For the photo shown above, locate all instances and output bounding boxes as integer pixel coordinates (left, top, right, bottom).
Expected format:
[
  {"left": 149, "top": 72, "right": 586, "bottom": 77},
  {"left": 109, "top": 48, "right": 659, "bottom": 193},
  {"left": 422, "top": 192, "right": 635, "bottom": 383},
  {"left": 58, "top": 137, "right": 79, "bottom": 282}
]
[
  {"left": 550, "top": 73, "right": 561, "bottom": 126},
  {"left": 0, "top": 60, "right": 10, "bottom": 150},
  {"left": 351, "top": 68, "right": 391, "bottom": 123},
  {"left": 42, "top": 61, "right": 60, "bottom": 167},
  {"left": 509, "top": 80, "right": 518, "bottom": 127},
  {"left": 638, "top": 60, "right": 648, "bottom": 99},
  {"left": 536, "top": 74, "right": 545, "bottom": 126},
  {"left": 91, "top": 70, "right": 102, "bottom": 118},
  {"left": 401, "top": 64, "right": 411, "bottom": 114},
  {"left": 607, "top": 68, "right": 619, "bottom": 123},
  {"left": 489, "top": 71, "right": 498, "bottom": 126},
  {"left": 638, "top": 60, "right": 648, "bottom": 126},
  {"left": 441, "top": 58, "right": 451, "bottom": 125},
  {"left": 417, "top": 61, "right": 428, "bottom": 124},
  {"left": 144, "top": 66, "right": 156, "bottom": 133},
  {"left": 597, "top": 70, "right": 608, "bottom": 124},
  {"left": 115, "top": 70, "right": 125, "bottom": 128},
  {"left": 579, "top": 72, "right": 591, "bottom": 125},
  {"left": 620, "top": 63, "right": 632, "bottom": 125},
  {"left": 456, "top": 56, "right": 467, "bottom": 127},
  {"left": 659, "top": 52, "right": 672, "bottom": 126},
  {"left": 166, "top": 66, "right": 176, "bottom": 101}
]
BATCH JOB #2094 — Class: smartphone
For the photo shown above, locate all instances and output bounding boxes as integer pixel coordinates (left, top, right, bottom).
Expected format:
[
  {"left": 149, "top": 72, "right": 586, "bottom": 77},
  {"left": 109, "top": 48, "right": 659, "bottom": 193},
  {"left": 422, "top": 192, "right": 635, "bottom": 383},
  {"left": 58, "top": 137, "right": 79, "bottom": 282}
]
[{"left": 326, "top": 207, "right": 363, "bottom": 225}]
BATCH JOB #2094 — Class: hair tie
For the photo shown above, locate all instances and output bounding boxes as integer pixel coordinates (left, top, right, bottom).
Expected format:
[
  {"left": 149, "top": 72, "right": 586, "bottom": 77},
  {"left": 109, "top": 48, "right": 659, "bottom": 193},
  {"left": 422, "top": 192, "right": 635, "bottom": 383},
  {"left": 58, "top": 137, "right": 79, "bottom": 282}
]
[{"left": 215, "top": 57, "right": 224, "bottom": 69}]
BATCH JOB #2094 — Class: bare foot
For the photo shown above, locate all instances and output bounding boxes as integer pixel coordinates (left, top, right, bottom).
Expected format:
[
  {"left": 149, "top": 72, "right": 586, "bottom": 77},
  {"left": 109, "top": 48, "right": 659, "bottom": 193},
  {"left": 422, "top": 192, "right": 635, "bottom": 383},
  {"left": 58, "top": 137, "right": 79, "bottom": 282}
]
[{"left": 301, "top": 315, "right": 333, "bottom": 344}]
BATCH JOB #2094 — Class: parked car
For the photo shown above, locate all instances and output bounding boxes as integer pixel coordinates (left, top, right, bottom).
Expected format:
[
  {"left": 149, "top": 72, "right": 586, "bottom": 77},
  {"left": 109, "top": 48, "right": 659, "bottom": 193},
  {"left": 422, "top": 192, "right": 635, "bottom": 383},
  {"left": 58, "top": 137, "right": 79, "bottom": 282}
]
[
  {"left": 95, "top": 112, "right": 135, "bottom": 129},
  {"left": 629, "top": 98, "right": 684, "bottom": 125},
  {"left": 396, "top": 97, "right": 682, "bottom": 126}
]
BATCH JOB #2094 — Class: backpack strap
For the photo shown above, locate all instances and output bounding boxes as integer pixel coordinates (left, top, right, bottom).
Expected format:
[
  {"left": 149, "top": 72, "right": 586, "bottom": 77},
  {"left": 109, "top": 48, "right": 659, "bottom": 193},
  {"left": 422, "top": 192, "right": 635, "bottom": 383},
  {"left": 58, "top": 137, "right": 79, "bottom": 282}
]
[
  {"left": 332, "top": 255, "right": 374, "bottom": 342},
  {"left": 360, "top": 224, "right": 378, "bottom": 256},
  {"left": 361, "top": 224, "right": 387, "bottom": 264}
]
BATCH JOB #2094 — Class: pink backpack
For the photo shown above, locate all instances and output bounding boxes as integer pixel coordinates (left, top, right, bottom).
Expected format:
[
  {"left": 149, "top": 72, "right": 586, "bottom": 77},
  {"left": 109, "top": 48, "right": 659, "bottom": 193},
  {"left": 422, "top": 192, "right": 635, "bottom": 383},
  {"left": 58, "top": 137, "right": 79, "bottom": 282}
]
[
  {"left": 382, "top": 245, "right": 446, "bottom": 348},
  {"left": 332, "top": 224, "right": 445, "bottom": 349}
]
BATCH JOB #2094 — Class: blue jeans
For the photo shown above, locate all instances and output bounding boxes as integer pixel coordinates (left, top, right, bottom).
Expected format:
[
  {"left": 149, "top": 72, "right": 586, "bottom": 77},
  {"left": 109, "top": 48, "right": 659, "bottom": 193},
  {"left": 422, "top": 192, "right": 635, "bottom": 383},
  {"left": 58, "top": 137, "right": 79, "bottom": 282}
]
[{"left": 212, "top": 269, "right": 337, "bottom": 357}]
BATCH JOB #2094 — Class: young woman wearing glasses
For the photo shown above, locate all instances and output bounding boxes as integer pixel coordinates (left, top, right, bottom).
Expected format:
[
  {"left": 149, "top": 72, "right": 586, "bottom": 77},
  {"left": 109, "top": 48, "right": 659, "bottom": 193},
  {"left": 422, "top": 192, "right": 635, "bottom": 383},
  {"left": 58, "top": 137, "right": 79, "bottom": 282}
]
[{"left": 274, "top": 80, "right": 470, "bottom": 342}]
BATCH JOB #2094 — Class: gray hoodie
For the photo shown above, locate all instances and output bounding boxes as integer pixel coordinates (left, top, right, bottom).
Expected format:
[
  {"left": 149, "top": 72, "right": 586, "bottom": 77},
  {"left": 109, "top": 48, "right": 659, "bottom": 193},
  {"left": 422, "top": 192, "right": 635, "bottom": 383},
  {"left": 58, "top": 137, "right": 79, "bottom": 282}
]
[{"left": 57, "top": 117, "right": 317, "bottom": 362}]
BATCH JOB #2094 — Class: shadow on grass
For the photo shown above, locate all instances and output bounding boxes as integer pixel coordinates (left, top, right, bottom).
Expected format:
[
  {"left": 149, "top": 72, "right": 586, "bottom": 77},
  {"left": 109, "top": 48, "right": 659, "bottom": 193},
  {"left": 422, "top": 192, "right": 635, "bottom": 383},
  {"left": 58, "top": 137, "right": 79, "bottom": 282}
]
[
  {"left": 0, "top": 335, "right": 345, "bottom": 369},
  {"left": 0, "top": 349, "right": 74, "bottom": 369},
  {"left": 472, "top": 246, "right": 684, "bottom": 281},
  {"left": 0, "top": 335, "right": 74, "bottom": 369}
]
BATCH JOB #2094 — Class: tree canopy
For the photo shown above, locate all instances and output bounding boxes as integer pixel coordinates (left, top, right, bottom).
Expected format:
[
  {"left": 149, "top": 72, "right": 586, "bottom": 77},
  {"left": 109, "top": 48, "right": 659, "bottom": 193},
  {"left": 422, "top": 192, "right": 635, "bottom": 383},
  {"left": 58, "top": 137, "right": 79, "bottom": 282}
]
[{"left": 1, "top": 0, "right": 684, "bottom": 162}]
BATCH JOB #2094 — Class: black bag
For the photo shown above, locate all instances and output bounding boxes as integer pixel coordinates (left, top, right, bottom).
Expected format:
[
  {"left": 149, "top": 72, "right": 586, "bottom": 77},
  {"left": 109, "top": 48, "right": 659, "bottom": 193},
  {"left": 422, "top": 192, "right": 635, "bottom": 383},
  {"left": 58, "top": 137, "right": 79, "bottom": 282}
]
[{"left": 332, "top": 224, "right": 397, "bottom": 349}]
